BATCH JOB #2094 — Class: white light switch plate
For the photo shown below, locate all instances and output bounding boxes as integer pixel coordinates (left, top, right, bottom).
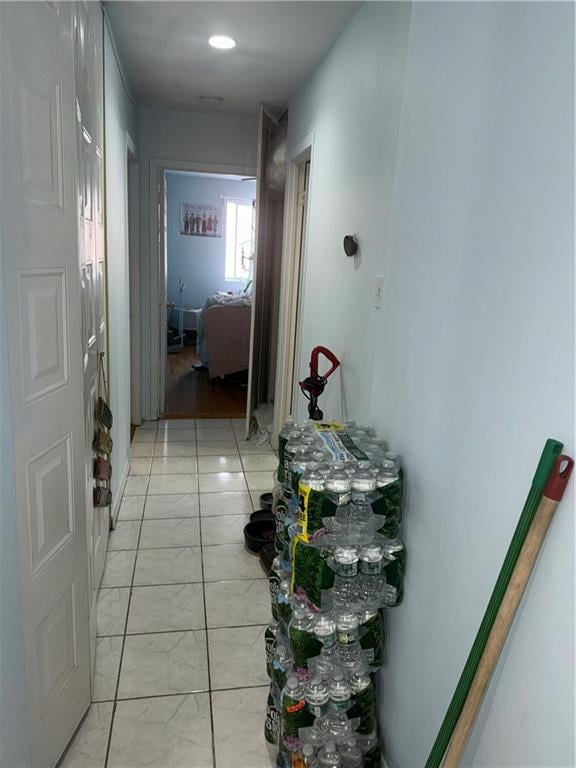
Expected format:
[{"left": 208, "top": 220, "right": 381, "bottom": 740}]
[{"left": 374, "top": 274, "right": 384, "bottom": 308}]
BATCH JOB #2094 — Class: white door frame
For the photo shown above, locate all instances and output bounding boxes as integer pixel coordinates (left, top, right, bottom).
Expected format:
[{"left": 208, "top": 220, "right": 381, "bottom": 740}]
[
  {"left": 272, "top": 134, "right": 314, "bottom": 445},
  {"left": 127, "top": 134, "right": 140, "bottom": 425},
  {"left": 148, "top": 159, "right": 257, "bottom": 419}
]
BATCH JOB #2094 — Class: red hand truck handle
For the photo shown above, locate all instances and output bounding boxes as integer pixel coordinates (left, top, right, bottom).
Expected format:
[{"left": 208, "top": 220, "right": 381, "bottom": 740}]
[{"left": 310, "top": 346, "right": 340, "bottom": 380}]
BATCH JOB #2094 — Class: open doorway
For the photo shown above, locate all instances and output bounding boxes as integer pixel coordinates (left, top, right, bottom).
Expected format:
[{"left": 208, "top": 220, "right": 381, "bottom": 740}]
[{"left": 162, "top": 170, "right": 257, "bottom": 417}]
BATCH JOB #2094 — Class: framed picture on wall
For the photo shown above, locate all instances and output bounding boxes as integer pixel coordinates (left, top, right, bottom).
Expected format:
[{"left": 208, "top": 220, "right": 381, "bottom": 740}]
[{"left": 180, "top": 202, "right": 222, "bottom": 237}]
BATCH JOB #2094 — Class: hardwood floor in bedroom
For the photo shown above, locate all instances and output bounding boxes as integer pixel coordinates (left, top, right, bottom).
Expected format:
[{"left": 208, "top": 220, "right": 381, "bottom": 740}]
[{"left": 164, "top": 346, "right": 247, "bottom": 418}]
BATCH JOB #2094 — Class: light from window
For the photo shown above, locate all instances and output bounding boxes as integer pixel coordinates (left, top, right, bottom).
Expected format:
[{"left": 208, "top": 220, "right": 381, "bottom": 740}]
[{"left": 225, "top": 199, "right": 254, "bottom": 281}]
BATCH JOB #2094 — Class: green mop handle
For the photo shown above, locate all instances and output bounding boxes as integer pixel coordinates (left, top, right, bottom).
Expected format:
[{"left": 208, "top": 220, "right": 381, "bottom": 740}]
[{"left": 425, "top": 438, "right": 564, "bottom": 768}]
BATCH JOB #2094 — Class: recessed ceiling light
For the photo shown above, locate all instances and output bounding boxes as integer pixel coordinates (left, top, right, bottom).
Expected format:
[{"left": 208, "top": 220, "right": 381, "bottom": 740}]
[{"left": 208, "top": 35, "right": 236, "bottom": 50}]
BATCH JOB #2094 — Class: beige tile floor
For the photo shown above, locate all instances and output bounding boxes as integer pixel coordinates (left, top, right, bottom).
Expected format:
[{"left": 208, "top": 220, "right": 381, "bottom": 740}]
[{"left": 60, "top": 418, "right": 276, "bottom": 768}]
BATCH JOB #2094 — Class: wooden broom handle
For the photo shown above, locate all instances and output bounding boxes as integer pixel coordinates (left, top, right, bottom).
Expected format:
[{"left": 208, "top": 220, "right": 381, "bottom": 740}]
[{"left": 443, "top": 456, "right": 573, "bottom": 767}]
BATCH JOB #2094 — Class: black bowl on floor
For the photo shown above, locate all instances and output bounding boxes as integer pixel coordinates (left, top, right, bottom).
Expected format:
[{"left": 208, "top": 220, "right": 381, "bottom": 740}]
[
  {"left": 259, "top": 492, "right": 274, "bottom": 511},
  {"left": 250, "top": 509, "right": 275, "bottom": 523},
  {"left": 244, "top": 519, "right": 276, "bottom": 554}
]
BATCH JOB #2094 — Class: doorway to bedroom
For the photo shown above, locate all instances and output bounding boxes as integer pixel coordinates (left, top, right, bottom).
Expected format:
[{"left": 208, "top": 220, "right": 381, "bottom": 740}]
[{"left": 163, "top": 170, "right": 257, "bottom": 417}]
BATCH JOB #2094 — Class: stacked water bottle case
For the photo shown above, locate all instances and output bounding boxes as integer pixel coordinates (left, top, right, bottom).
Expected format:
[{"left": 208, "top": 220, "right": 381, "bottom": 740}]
[{"left": 264, "top": 421, "right": 406, "bottom": 768}]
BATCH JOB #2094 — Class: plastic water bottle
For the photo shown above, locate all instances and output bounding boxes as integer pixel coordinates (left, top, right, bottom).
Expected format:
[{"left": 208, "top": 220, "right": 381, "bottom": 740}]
[
  {"left": 328, "top": 672, "right": 351, "bottom": 714},
  {"left": 275, "top": 491, "right": 295, "bottom": 569},
  {"left": 269, "top": 557, "right": 283, "bottom": 620},
  {"left": 297, "top": 466, "right": 325, "bottom": 541},
  {"left": 336, "top": 612, "right": 359, "bottom": 647},
  {"left": 324, "top": 469, "right": 352, "bottom": 515},
  {"left": 281, "top": 677, "right": 314, "bottom": 757},
  {"left": 289, "top": 607, "right": 316, "bottom": 676},
  {"left": 277, "top": 579, "right": 293, "bottom": 635},
  {"left": 302, "top": 743, "right": 318, "bottom": 767},
  {"left": 327, "top": 711, "right": 356, "bottom": 741},
  {"left": 309, "top": 644, "right": 337, "bottom": 681},
  {"left": 332, "top": 546, "right": 359, "bottom": 578},
  {"left": 350, "top": 467, "right": 377, "bottom": 504},
  {"left": 271, "top": 641, "right": 293, "bottom": 693},
  {"left": 330, "top": 574, "right": 357, "bottom": 610},
  {"left": 305, "top": 676, "right": 330, "bottom": 718},
  {"left": 381, "top": 535, "right": 406, "bottom": 607},
  {"left": 358, "top": 731, "right": 381, "bottom": 768},
  {"left": 373, "top": 461, "right": 401, "bottom": 538},
  {"left": 337, "top": 640, "right": 363, "bottom": 671},
  {"left": 277, "top": 419, "right": 297, "bottom": 482},
  {"left": 285, "top": 433, "right": 319, "bottom": 472},
  {"left": 313, "top": 615, "right": 336, "bottom": 650},
  {"left": 265, "top": 682, "right": 281, "bottom": 747},
  {"left": 289, "top": 447, "right": 323, "bottom": 497},
  {"left": 356, "top": 543, "right": 385, "bottom": 609},
  {"left": 346, "top": 428, "right": 370, "bottom": 443},
  {"left": 385, "top": 451, "right": 402, "bottom": 475},
  {"left": 348, "top": 669, "right": 376, "bottom": 735},
  {"left": 357, "top": 608, "right": 384, "bottom": 668},
  {"left": 317, "top": 741, "right": 342, "bottom": 768},
  {"left": 342, "top": 461, "right": 358, "bottom": 477},
  {"left": 376, "top": 460, "right": 398, "bottom": 487},
  {"left": 339, "top": 738, "right": 363, "bottom": 768},
  {"left": 359, "top": 443, "right": 387, "bottom": 464},
  {"left": 265, "top": 619, "right": 280, "bottom": 678},
  {"left": 329, "top": 504, "right": 373, "bottom": 545}
]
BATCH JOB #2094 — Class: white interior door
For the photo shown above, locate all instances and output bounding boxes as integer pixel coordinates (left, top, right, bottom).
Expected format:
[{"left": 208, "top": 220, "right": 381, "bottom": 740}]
[
  {"left": 128, "top": 151, "right": 141, "bottom": 425},
  {"left": 245, "top": 108, "right": 275, "bottom": 436},
  {"left": 289, "top": 158, "right": 310, "bottom": 414},
  {"left": 159, "top": 170, "right": 168, "bottom": 414},
  {"left": 74, "top": 0, "right": 107, "bottom": 672},
  {"left": 0, "top": 3, "right": 91, "bottom": 765},
  {"left": 272, "top": 146, "right": 311, "bottom": 444}
]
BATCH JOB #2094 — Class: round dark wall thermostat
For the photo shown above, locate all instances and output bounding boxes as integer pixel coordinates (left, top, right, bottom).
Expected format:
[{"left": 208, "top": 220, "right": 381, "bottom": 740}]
[{"left": 343, "top": 235, "right": 359, "bottom": 257}]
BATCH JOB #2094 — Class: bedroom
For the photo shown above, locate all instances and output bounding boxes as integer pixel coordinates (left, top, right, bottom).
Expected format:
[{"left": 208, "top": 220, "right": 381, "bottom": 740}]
[{"left": 164, "top": 170, "right": 257, "bottom": 417}]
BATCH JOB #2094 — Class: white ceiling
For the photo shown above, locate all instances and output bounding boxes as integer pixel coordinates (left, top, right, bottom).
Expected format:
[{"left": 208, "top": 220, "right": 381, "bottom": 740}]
[{"left": 105, "top": 1, "right": 360, "bottom": 115}]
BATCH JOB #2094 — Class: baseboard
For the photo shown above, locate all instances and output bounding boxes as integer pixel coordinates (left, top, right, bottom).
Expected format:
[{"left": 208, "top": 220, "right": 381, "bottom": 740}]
[{"left": 111, "top": 456, "right": 129, "bottom": 529}]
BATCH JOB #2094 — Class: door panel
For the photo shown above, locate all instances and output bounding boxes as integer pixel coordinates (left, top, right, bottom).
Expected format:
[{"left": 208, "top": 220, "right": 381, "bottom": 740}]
[
  {"left": 0, "top": 3, "right": 90, "bottom": 765},
  {"left": 246, "top": 109, "right": 286, "bottom": 436},
  {"left": 19, "top": 269, "right": 69, "bottom": 404},
  {"left": 73, "top": 0, "right": 107, "bottom": 676},
  {"left": 245, "top": 108, "right": 273, "bottom": 436},
  {"left": 27, "top": 434, "right": 74, "bottom": 575},
  {"left": 19, "top": 67, "right": 64, "bottom": 208}
]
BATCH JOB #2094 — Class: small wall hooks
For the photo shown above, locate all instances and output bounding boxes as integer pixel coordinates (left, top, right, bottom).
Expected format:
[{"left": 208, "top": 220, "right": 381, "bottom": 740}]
[{"left": 343, "top": 235, "right": 359, "bottom": 257}]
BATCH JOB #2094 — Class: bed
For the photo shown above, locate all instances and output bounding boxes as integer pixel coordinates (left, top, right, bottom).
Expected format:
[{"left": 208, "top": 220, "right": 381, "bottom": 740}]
[{"left": 196, "top": 293, "right": 252, "bottom": 379}]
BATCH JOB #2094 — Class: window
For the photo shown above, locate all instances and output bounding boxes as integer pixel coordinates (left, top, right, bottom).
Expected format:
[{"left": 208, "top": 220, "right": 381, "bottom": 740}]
[{"left": 225, "top": 198, "right": 255, "bottom": 280}]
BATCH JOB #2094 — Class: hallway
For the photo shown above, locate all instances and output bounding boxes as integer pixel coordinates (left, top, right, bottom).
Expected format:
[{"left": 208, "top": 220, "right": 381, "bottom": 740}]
[
  {"left": 61, "top": 419, "right": 277, "bottom": 768},
  {"left": 164, "top": 347, "right": 247, "bottom": 418},
  {"left": 1, "top": 3, "right": 573, "bottom": 767}
]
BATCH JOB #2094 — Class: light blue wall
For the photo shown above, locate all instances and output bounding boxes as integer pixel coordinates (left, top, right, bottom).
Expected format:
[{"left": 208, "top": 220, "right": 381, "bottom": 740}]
[
  {"left": 166, "top": 173, "right": 256, "bottom": 309},
  {"left": 289, "top": 2, "right": 574, "bottom": 766},
  {"left": 104, "top": 22, "right": 138, "bottom": 505},
  {"left": 373, "top": 4, "right": 574, "bottom": 766}
]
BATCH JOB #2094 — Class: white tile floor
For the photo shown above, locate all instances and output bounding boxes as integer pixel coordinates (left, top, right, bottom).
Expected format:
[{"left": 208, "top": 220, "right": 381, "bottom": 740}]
[{"left": 61, "top": 418, "right": 276, "bottom": 768}]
